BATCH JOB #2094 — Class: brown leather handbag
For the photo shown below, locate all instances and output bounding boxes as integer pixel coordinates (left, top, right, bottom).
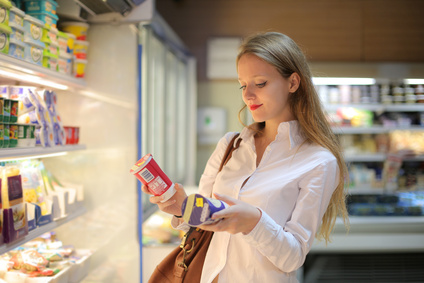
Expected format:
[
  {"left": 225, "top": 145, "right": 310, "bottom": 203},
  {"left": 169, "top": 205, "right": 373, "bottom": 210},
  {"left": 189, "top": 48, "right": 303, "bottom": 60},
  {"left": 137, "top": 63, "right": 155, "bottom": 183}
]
[{"left": 148, "top": 133, "right": 241, "bottom": 283}]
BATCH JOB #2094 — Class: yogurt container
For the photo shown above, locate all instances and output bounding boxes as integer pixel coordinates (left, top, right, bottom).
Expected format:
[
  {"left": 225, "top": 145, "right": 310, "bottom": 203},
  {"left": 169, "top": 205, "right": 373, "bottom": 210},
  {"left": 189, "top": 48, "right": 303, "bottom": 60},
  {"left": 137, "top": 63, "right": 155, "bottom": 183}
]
[
  {"left": 24, "top": 38, "right": 44, "bottom": 65},
  {"left": 44, "top": 40, "right": 58, "bottom": 56},
  {"left": 0, "top": 0, "right": 12, "bottom": 25},
  {"left": 181, "top": 194, "right": 228, "bottom": 226},
  {"left": 73, "top": 39, "right": 88, "bottom": 59},
  {"left": 9, "top": 37, "right": 25, "bottom": 59},
  {"left": 57, "top": 30, "right": 67, "bottom": 54},
  {"left": 73, "top": 58, "right": 87, "bottom": 78},
  {"left": 24, "top": 0, "right": 58, "bottom": 18},
  {"left": 42, "top": 49, "right": 58, "bottom": 71},
  {"left": 130, "top": 153, "right": 176, "bottom": 202},
  {"left": 23, "top": 14, "right": 43, "bottom": 42},
  {"left": 60, "top": 21, "right": 89, "bottom": 40},
  {"left": 65, "top": 32, "right": 76, "bottom": 53},
  {"left": 9, "top": 21, "right": 24, "bottom": 42},
  {"left": 27, "top": 12, "right": 58, "bottom": 28},
  {"left": 42, "top": 24, "right": 58, "bottom": 45},
  {"left": 0, "top": 22, "right": 11, "bottom": 54},
  {"left": 58, "top": 52, "right": 72, "bottom": 75},
  {"left": 9, "top": 6, "right": 25, "bottom": 27}
]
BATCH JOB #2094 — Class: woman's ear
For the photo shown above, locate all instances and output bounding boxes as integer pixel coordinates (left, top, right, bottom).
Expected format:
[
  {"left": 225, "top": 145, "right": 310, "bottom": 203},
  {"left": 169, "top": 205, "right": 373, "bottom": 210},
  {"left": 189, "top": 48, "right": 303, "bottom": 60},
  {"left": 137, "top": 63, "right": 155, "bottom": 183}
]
[{"left": 289, "top": 72, "right": 300, "bottom": 93}]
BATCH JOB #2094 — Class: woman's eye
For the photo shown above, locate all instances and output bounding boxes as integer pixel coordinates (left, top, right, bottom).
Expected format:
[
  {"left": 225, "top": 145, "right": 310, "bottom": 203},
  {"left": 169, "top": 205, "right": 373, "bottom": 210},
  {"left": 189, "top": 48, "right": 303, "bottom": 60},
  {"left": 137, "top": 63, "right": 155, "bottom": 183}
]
[
  {"left": 256, "top": 82, "right": 267, "bottom": 88},
  {"left": 239, "top": 85, "right": 246, "bottom": 90}
]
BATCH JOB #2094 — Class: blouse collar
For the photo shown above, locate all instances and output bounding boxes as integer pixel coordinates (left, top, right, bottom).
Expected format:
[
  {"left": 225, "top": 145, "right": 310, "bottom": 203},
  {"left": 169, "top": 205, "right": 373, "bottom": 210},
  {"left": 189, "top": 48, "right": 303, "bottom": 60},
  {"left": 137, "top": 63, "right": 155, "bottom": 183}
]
[{"left": 239, "top": 120, "right": 305, "bottom": 150}]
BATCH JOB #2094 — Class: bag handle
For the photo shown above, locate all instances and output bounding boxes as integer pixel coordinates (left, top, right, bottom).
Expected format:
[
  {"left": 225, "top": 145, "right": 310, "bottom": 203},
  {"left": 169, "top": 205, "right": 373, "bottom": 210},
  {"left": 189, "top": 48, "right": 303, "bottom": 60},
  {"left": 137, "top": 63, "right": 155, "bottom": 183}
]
[{"left": 218, "top": 133, "right": 241, "bottom": 172}]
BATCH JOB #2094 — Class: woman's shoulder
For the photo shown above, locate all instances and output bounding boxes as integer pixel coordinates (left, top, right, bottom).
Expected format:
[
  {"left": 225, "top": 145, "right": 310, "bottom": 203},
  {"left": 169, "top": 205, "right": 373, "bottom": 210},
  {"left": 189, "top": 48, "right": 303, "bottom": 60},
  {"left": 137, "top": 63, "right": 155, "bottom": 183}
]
[{"left": 300, "top": 142, "right": 337, "bottom": 164}]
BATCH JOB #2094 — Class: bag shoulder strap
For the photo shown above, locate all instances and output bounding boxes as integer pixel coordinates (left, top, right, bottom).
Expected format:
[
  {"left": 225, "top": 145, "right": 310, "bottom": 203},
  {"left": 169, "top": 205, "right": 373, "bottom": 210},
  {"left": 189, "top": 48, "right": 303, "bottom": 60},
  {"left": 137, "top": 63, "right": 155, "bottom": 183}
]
[{"left": 218, "top": 133, "right": 241, "bottom": 172}]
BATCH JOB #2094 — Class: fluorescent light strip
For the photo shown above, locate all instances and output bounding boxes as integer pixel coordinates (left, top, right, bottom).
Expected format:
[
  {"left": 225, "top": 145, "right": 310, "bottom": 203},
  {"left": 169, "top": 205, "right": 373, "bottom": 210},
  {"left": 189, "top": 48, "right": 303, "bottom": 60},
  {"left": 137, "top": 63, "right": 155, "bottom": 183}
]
[
  {"left": 0, "top": 69, "right": 69, "bottom": 90},
  {"left": 0, "top": 152, "right": 68, "bottom": 162},
  {"left": 312, "top": 77, "right": 376, "bottom": 85},
  {"left": 404, "top": 79, "right": 424, "bottom": 85}
]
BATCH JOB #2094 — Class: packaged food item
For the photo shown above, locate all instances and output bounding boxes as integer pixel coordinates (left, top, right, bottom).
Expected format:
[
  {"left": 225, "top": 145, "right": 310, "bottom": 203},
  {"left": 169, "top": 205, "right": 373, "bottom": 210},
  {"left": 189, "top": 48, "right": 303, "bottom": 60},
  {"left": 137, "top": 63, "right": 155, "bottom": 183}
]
[
  {"left": 3, "top": 98, "right": 10, "bottom": 122},
  {"left": 23, "top": 0, "right": 58, "bottom": 17},
  {"left": 73, "top": 58, "right": 87, "bottom": 78},
  {"left": 130, "top": 153, "right": 176, "bottom": 202},
  {"left": 9, "top": 123, "right": 18, "bottom": 147},
  {"left": 1, "top": 163, "right": 28, "bottom": 243},
  {"left": 0, "top": 123, "right": 4, "bottom": 147},
  {"left": 9, "top": 6, "right": 25, "bottom": 27},
  {"left": 73, "top": 39, "right": 88, "bottom": 59},
  {"left": 23, "top": 38, "right": 44, "bottom": 65},
  {"left": 3, "top": 123, "right": 9, "bottom": 147},
  {"left": 42, "top": 90, "right": 65, "bottom": 145},
  {"left": 0, "top": 22, "right": 12, "bottom": 54},
  {"left": 20, "top": 160, "right": 48, "bottom": 215},
  {"left": 8, "top": 37, "right": 25, "bottom": 59},
  {"left": 9, "top": 85, "right": 37, "bottom": 115},
  {"left": 9, "top": 21, "right": 24, "bottom": 42},
  {"left": 23, "top": 14, "right": 43, "bottom": 43},
  {"left": 0, "top": 0, "right": 12, "bottom": 25},
  {"left": 60, "top": 21, "right": 89, "bottom": 40},
  {"left": 181, "top": 194, "right": 228, "bottom": 226}
]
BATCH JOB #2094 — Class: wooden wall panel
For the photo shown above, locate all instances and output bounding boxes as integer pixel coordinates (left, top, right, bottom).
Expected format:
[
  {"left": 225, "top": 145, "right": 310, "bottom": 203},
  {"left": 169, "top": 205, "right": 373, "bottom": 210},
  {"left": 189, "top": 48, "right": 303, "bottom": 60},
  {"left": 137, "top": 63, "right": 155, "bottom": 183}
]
[
  {"left": 362, "top": 0, "right": 424, "bottom": 61},
  {"left": 156, "top": 0, "right": 424, "bottom": 80}
]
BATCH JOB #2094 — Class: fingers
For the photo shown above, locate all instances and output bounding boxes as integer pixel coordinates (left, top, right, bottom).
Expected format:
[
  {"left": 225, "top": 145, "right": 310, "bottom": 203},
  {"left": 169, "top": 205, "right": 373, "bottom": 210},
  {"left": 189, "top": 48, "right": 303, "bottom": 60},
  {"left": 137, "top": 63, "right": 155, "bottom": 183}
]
[
  {"left": 141, "top": 184, "right": 152, "bottom": 194},
  {"left": 213, "top": 193, "right": 238, "bottom": 206}
]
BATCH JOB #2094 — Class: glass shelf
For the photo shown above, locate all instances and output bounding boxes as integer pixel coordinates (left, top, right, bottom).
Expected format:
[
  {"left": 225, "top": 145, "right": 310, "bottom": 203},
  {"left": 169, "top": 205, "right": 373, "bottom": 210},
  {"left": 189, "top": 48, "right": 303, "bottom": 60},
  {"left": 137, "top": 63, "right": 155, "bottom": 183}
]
[
  {"left": 0, "top": 145, "right": 87, "bottom": 160},
  {"left": 0, "top": 53, "right": 86, "bottom": 90},
  {"left": 325, "top": 103, "right": 424, "bottom": 113},
  {"left": 333, "top": 125, "right": 424, "bottom": 134},
  {"left": 0, "top": 206, "right": 87, "bottom": 255}
]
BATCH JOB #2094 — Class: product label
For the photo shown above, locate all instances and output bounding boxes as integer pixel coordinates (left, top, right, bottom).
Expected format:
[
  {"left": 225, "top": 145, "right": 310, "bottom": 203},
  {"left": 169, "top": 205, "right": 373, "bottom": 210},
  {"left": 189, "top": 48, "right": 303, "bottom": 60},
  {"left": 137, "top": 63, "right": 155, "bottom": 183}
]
[
  {"left": 147, "top": 176, "right": 168, "bottom": 195},
  {"left": 9, "top": 124, "right": 18, "bottom": 139},
  {"left": 139, "top": 168, "right": 154, "bottom": 183},
  {"left": 15, "top": 15, "right": 23, "bottom": 26},
  {"left": 46, "top": 2, "right": 53, "bottom": 13},
  {"left": 200, "top": 203, "right": 210, "bottom": 222},
  {"left": 31, "top": 46, "right": 42, "bottom": 62},
  {"left": 30, "top": 24, "right": 41, "bottom": 40},
  {"left": 8, "top": 174, "right": 26, "bottom": 230},
  {"left": 15, "top": 30, "right": 23, "bottom": 41},
  {"left": 0, "top": 33, "right": 6, "bottom": 50},
  {"left": 196, "top": 197, "right": 204, "bottom": 207},
  {"left": 18, "top": 125, "right": 25, "bottom": 139},
  {"left": 0, "top": 7, "right": 6, "bottom": 23}
]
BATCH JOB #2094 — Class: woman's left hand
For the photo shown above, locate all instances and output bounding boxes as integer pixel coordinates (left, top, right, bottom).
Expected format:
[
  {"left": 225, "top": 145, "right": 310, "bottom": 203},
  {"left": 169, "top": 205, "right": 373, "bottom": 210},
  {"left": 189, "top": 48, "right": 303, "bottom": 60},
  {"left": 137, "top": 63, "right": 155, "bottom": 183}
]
[{"left": 199, "top": 193, "right": 262, "bottom": 235}]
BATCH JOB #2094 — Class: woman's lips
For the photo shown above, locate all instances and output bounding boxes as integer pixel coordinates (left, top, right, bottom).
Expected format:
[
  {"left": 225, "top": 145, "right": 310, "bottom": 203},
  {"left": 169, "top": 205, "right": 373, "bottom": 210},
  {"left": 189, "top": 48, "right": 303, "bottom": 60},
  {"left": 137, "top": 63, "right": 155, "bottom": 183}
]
[{"left": 249, "top": 104, "right": 262, "bottom": 111}]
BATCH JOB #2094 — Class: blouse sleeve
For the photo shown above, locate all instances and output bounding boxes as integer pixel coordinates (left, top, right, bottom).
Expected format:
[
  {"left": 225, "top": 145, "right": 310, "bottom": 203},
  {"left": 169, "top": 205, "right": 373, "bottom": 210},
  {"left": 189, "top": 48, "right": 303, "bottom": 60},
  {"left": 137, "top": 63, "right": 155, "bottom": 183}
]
[{"left": 242, "top": 157, "right": 340, "bottom": 273}]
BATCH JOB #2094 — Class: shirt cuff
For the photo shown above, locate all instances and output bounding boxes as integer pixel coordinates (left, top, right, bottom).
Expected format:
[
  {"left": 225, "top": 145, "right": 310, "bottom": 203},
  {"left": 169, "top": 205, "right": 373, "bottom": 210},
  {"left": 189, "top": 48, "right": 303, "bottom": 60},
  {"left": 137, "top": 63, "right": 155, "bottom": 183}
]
[
  {"left": 171, "top": 216, "right": 191, "bottom": 233},
  {"left": 242, "top": 208, "right": 280, "bottom": 246}
]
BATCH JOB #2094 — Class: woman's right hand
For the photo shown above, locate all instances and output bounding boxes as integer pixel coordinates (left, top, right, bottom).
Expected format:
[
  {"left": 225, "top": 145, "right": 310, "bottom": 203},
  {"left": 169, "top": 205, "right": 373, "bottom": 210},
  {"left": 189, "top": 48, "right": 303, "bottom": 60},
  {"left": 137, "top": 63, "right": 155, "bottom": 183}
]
[{"left": 141, "top": 183, "right": 187, "bottom": 217}]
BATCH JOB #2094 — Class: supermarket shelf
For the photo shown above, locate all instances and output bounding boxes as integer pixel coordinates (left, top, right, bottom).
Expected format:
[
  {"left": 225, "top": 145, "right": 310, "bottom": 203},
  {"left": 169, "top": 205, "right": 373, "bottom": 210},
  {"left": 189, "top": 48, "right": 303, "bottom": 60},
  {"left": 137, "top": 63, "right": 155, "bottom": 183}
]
[
  {"left": 325, "top": 104, "right": 386, "bottom": 112},
  {"left": 0, "top": 53, "right": 86, "bottom": 90},
  {"left": 344, "top": 153, "right": 386, "bottom": 162},
  {"left": 0, "top": 144, "right": 87, "bottom": 160},
  {"left": 325, "top": 103, "right": 424, "bottom": 112},
  {"left": 0, "top": 206, "right": 87, "bottom": 254},
  {"left": 333, "top": 125, "right": 424, "bottom": 134},
  {"left": 344, "top": 153, "right": 424, "bottom": 162}
]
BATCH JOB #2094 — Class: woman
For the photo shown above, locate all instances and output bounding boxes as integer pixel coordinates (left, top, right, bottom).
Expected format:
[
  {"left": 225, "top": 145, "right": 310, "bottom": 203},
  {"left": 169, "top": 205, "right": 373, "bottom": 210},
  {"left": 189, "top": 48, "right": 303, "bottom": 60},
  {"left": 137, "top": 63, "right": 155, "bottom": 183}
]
[{"left": 143, "top": 32, "right": 349, "bottom": 282}]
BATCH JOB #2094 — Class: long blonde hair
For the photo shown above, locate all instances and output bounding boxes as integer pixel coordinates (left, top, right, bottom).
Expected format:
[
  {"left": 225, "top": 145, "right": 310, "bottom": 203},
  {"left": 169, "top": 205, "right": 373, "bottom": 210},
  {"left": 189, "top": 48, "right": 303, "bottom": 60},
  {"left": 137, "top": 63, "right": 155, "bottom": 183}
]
[{"left": 237, "top": 32, "right": 349, "bottom": 243}]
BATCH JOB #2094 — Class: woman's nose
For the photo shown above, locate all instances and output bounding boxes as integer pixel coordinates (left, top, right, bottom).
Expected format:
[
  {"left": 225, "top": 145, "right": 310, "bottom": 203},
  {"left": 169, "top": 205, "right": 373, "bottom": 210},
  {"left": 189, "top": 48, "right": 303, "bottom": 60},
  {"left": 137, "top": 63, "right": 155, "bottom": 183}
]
[{"left": 243, "top": 86, "right": 255, "bottom": 99}]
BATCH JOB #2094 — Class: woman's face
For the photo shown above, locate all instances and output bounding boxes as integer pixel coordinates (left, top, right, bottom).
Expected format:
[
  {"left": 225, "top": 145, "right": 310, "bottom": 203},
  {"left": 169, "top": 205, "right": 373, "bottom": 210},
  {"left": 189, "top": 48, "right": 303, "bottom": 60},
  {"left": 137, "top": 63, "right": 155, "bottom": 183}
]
[{"left": 238, "top": 53, "right": 296, "bottom": 125}]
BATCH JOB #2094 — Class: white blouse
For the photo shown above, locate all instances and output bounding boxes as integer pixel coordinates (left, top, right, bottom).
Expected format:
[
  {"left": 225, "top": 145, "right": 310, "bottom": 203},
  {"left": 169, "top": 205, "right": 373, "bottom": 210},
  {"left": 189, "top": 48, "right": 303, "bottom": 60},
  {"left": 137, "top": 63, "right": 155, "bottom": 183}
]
[{"left": 173, "top": 120, "right": 339, "bottom": 283}]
